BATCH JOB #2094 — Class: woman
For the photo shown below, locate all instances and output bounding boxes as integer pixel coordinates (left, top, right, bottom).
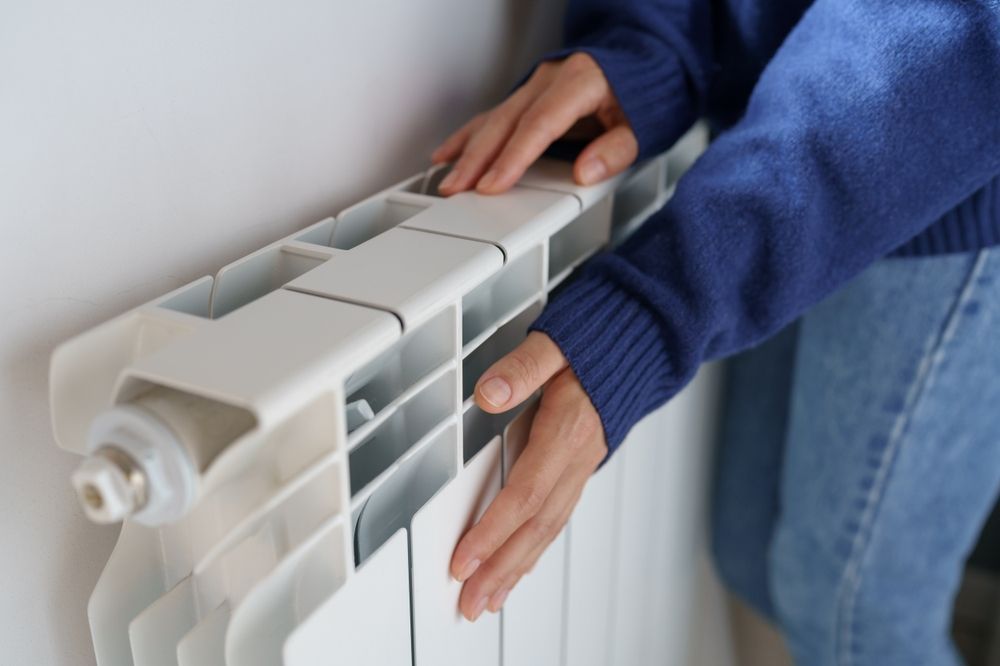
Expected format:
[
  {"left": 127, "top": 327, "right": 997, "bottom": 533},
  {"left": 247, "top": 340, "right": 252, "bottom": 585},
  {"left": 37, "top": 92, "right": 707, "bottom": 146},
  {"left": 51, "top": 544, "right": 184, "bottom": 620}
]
[{"left": 440, "top": 2, "right": 1000, "bottom": 663}]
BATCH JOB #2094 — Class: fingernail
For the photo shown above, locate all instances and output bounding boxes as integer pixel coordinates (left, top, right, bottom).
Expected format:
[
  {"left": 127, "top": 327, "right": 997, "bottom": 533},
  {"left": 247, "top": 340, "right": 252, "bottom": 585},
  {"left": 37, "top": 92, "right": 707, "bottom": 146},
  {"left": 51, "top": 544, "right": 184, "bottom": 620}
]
[
  {"left": 579, "top": 158, "right": 606, "bottom": 184},
  {"left": 439, "top": 169, "right": 459, "bottom": 190},
  {"left": 488, "top": 587, "right": 510, "bottom": 613},
  {"left": 477, "top": 168, "right": 500, "bottom": 191},
  {"left": 478, "top": 377, "right": 512, "bottom": 407},
  {"left": 470, "top": 595, "right": 488, "bottom": 621},
  {"left": 456, "top": 558, "right": 480, "bottom": 582}
]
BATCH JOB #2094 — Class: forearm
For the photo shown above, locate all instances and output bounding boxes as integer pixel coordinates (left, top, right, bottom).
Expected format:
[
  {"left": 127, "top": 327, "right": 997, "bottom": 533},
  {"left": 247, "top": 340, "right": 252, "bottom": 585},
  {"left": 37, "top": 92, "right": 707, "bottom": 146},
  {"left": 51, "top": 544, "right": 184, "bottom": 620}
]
[{"left": 533, "top": 0, "right": 1000, "bottom": 452}]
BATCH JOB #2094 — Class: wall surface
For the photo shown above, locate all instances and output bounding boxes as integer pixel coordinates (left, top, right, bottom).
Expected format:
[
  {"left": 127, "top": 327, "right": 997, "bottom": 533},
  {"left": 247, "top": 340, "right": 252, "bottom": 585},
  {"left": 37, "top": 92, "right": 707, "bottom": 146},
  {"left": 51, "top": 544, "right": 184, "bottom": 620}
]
[{"left": 0, "top": 2, "right": 566, "bottom": 662}]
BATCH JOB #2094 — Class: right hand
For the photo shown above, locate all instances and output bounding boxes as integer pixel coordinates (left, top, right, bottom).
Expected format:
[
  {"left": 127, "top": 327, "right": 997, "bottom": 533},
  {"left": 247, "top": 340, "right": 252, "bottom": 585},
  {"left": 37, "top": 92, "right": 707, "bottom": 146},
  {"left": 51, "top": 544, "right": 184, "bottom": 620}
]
[
  {"left": 431, "top": 52, "right": 638, "bottom": 197},
  {"left": 451, "top": 332, "right": 608, "bottom": 621}
]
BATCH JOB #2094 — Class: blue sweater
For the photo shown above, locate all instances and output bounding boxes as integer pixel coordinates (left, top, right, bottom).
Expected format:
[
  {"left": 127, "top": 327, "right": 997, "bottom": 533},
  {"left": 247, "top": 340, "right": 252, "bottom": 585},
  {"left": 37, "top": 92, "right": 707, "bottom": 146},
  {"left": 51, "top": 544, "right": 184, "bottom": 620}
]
[{"left": 529, "top": 0, "right": 1000, "bottom": 456}]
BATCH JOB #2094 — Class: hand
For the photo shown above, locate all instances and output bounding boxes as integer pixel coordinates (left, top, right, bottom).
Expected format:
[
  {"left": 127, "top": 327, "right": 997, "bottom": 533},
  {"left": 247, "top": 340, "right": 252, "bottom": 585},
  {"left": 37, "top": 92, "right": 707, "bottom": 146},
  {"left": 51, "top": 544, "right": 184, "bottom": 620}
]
[
  {"left": 450, "top": 332, "right": 608, "bottom": 620},
  {"left": 431, "top": 52, "right": 638, "bottom": 196}
]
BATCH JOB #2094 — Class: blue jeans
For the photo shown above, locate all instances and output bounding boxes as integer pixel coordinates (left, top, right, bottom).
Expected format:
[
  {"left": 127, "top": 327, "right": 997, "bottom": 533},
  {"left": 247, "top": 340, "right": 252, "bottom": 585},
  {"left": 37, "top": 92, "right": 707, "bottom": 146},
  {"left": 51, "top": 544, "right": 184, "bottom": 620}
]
[{"left": 711, "top": 248, "right": 1000, "bottom": 666}]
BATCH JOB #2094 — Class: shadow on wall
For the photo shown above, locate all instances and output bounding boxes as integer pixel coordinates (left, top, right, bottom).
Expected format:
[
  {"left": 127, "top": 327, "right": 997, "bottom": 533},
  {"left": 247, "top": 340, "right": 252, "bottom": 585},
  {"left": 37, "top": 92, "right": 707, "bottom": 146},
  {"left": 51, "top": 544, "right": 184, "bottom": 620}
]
[{"left": 499, "top": 1, "right": 569, "bottom": 85}]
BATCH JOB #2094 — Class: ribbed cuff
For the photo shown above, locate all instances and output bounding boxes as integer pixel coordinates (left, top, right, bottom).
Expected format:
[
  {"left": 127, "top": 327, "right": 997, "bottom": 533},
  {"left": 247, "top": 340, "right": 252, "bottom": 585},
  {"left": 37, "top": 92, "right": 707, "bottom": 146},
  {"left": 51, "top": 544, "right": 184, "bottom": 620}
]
[
  {"left": 529, "top": 269, "right": 679, "bottom": 461},
  {"left": 890, "top": 176, "right": 1000, "bottom": 257}
]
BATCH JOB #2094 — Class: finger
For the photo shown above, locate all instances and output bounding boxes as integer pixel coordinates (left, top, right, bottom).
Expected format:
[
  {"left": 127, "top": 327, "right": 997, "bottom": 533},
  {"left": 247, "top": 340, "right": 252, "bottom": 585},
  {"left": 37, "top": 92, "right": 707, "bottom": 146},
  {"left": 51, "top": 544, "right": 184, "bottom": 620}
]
[
  {"left": 573, "top": 124, "right": 639, "bottom": 186},
  {"left": 431, "top": 114, "right": 485, "bottom": 164},
  {"left": 476, "top": 481, "right": 581, "bottom": 618},
  {"left": 494, "top": 431, "right": 595, "bottom": 600},
  {"left": 516, "top": 480, "right": 582, "bottom": 579},
  {"left": 475, "top": 331, "right": 567, "bottom": 413},
  {"left": 458, "top": 459, "right": 587, "bottom": 620},
  {"left": 495, "top": 469, "right": 584, "bottom": 591},
  {"left": 475, "top": 71, "right": 607, "bottom": 194},
  {"left": 452, "top": 370, "right": 601, "bottom": 584},
  {"left": 438, "top": 82, "right": 542, "bottom": 195}
]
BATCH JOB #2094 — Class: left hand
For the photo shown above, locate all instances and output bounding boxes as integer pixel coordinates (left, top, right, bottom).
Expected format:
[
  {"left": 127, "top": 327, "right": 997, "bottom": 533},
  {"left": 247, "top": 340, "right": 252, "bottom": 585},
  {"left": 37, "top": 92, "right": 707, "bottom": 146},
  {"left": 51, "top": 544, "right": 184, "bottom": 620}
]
[
  {"left": 431, "top": 53, "right": 637, "bottom": 197},
  {"left": 450, "top": 331, "right": 608, "bottom": 621}
]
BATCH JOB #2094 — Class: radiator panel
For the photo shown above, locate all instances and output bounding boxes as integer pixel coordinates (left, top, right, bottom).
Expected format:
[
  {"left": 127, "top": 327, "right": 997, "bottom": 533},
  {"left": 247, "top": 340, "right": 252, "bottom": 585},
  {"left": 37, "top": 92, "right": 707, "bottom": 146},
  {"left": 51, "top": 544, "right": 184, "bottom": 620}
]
[{"left": 49, "top": 132, "right": 719, "bottom": 665}]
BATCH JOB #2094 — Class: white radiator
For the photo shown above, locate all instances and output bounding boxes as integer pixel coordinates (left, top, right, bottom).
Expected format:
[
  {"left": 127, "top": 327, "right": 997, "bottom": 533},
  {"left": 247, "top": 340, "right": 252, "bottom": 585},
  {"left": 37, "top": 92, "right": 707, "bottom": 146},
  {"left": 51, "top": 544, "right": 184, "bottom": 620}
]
[{"left": 49, "top": 132, "right": 722, "bottom": 666}]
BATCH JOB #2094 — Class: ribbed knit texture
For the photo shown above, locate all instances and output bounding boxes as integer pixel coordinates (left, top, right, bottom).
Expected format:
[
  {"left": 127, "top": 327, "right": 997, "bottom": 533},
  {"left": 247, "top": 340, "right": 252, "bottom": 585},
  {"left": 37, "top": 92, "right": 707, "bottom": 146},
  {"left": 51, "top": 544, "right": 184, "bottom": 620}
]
[
  {"left": 891, "top": 178, "right": 1000, "bottom": 257},
  {"left": 529, "top": 0, "right": 1000, "bottom": 459},
  {"left": 536, "top": 276, "right": 675, "bottom": 451}
]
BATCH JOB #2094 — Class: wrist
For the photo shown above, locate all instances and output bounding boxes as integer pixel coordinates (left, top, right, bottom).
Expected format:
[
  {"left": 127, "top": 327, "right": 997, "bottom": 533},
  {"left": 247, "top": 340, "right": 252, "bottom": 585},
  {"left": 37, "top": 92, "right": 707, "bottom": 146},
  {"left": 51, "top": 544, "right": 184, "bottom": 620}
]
[{"left": 530, "top": 258, "right": 680, "bottom": 455}]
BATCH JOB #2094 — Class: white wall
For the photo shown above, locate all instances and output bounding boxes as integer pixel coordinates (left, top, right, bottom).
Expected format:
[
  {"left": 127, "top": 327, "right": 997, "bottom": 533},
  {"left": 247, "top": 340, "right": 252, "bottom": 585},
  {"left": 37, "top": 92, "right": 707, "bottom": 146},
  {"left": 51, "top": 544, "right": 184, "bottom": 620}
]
[{"left": 0, "top": 2, "right": 565, "bottom": 662}]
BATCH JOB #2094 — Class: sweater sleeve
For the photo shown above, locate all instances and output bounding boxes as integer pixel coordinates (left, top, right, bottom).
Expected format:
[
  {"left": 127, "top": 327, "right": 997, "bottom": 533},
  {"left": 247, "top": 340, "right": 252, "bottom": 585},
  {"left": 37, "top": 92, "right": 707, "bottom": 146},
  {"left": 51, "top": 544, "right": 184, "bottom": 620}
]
[
  {"left": 531, "top": 0, "right": 1000, "bottom": 456},
  {"left": 541, "top": 0, "right": 714, "bottom": 159}
]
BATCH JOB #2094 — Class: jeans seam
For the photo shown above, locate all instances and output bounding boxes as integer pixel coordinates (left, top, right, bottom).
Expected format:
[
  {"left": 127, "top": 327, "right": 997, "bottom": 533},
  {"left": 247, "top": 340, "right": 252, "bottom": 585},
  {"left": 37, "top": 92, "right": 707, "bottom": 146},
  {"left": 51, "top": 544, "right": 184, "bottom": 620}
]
[{"left": 833, "top": 250, "right": 990, "bottom": 666}]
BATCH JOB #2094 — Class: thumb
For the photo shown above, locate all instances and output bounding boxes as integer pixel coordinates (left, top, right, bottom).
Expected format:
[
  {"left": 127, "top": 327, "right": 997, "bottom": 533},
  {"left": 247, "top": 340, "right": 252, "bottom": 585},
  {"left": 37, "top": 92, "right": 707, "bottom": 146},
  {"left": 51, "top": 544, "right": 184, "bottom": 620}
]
[
  {"left": 475, "top": 332, "right": 568, "bottom": 413},
  {"left": 573, "top": 124, "right": 639, "bottom": 186}
]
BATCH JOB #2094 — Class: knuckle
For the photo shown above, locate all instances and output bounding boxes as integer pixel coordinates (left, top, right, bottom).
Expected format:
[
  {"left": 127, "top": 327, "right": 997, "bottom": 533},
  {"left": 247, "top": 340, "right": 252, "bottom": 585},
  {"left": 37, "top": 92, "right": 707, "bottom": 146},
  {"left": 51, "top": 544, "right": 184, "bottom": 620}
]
[
  {"left": 563, "top": 52, "right": 594, "bottom": 74},
  {"left": 472, "top": 113, "right": 511, "bottom": 144},
  {"left": 501, "top": 348, "right": 543, "bottom": 389},
  {"left": 547, "top": 385, "right": 604, "bottom": 452},
  {"left": 460, "top": 140, "right": 494, "bottom": 168},
  {"left": 586, "top": 70, "right": 610, "bottom": 92},
  {"left": 565, "top": 54, "right": 605, "bottom": 88},
  {"left": 486, "top": 104, "right": 515, "bottom": 128},
  {"left": 498, "top": 570, "right": 521, "bottom": 591},
  {"left": 543, "top": 372, "right": 582, "bottom": 408},
  {"left": 454, "top": 141, "right": 483, "bottom": 166},
  {"left": 563, "top": 432, "right": 588, "bottom": 453},
  {"left": 474, "top": 523, "right": 506, "bottom": 555},
  {"left": 524, "top": 515, "right": 554, "bottom": 540},
  {"left": 507, "top": 482, "right": 545, "bottom": 517},
  {"left": 517, "top": 110, "right": 558, "bottom": 141},
  {"left": 575, "top": 404, "right": 602, "bottom": 440}
]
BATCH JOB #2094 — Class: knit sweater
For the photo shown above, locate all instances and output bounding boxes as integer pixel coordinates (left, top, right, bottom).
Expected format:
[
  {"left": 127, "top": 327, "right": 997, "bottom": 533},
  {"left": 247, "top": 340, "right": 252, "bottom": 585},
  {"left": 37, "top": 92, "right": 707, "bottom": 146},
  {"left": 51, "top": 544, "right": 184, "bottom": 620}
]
[{"left": 529, "top": 0, "right": 1000, "bottom": 456}]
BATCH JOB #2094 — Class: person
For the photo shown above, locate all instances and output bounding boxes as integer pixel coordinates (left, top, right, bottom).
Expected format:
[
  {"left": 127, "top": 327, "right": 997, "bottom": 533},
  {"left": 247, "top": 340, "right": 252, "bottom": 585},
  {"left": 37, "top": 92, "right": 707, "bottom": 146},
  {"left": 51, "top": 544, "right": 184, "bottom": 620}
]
[{"left": 438, "top": 1, "right": 1000, "bottom": 663}]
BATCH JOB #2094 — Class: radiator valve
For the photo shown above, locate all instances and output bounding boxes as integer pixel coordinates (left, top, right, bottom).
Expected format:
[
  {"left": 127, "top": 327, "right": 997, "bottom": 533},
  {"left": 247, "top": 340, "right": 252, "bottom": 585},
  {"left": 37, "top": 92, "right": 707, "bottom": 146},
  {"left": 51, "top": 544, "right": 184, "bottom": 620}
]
[
  {"left": 72, "top": 447, "right": 149, "bottom": 523},
  {"left": 70, "top": 386, "right": 254, "bottom": 525}
]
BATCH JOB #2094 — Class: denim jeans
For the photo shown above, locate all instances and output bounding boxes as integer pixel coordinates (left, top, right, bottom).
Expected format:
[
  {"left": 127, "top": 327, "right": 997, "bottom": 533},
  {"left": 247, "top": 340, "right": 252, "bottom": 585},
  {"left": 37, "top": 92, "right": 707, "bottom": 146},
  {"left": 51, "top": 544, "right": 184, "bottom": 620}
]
[{"left": 711, "top": 247, "right": 1000, "bottom": 666}]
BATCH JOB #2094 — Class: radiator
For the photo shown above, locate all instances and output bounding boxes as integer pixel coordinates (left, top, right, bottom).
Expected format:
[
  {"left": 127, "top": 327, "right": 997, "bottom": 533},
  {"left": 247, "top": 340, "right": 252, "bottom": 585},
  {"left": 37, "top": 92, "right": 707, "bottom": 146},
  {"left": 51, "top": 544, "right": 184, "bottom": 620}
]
[{"left": 49, "top": 132, "right": 722, "bottom": 666}]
